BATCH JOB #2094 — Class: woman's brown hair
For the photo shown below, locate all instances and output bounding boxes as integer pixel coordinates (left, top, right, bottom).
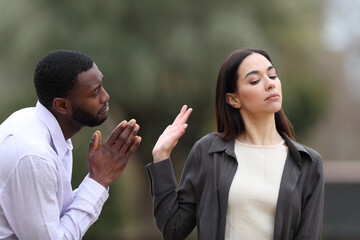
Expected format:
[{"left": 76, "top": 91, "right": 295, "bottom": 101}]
[{"left": 215, "top": 48, "right": 295, "bottom": 140}]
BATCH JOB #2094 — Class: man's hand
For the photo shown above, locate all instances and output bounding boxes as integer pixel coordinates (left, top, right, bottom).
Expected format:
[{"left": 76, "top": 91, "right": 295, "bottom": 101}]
[
  {"left": 87, "top": 119, "right": 142, "bottom": 188},
  {"left": 152, "top": 105, "right": 192, "bottom": 163}
]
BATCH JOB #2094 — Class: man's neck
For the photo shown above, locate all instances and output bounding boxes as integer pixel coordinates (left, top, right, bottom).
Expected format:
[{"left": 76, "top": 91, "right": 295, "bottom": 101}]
[{"left": 51, "top": 110, "right": 82, "bottom": 140}]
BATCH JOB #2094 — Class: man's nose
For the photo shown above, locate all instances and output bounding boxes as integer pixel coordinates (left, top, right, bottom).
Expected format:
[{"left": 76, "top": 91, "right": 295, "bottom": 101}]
[{"left": 101, "top": 88, "right": 110, "bottom": 102}]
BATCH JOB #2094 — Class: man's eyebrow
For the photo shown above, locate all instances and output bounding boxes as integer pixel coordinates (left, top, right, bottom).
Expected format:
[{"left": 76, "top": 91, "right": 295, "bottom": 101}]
[{"left": 91, "top": 82, "right": 102, "bottom": 93}]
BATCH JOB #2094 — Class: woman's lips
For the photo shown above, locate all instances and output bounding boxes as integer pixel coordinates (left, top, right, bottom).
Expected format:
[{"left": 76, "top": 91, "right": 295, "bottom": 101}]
[{"left": 265, "top": 93, "right": 280, "bottom": 101}]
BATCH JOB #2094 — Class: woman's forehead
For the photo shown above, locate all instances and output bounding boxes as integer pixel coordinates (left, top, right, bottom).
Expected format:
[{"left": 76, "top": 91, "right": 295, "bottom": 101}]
[{"left": 238, "top": 54, "right": 273, "bottom": 76}]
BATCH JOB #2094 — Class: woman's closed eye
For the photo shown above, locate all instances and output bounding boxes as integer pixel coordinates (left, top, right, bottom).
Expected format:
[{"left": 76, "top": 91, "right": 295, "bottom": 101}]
[
  {"left": 250, "top": 79, "right": 260, "bottom": 85},
  {"left": 269, "top": 75, "right": 277, "bottom": 80}
]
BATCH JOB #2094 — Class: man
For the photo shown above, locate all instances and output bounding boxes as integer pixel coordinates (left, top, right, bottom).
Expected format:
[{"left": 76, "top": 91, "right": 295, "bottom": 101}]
[{"left": 0, "top": 50, "right": 142, "bottom": 239}]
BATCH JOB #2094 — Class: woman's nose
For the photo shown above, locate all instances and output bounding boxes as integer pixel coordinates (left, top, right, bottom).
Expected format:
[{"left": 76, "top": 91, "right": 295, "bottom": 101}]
[{"left": 266, "top": 78, "right": 275, "bottom": 90}]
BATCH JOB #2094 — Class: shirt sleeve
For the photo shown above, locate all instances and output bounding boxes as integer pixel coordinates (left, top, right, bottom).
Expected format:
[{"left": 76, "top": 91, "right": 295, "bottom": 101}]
[{"left": 1, "top": 155, "right": 109, "bottom": 240}]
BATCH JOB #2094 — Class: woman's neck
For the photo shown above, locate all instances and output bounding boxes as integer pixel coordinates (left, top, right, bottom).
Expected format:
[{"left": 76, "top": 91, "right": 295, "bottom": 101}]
[{"left": 236, "top": 113, "right": 282, "bottom": 146}]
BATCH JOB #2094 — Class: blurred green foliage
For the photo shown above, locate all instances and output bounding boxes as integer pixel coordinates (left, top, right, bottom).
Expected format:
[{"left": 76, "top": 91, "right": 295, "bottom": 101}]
[{"left": 0, "top": 0, "right": 330, "bottom": 239}]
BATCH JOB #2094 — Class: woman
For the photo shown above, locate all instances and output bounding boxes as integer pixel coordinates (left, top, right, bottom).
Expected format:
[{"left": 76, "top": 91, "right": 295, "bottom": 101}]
[{"left": 145, "top": 48, "right": 324, "bottom": 240}]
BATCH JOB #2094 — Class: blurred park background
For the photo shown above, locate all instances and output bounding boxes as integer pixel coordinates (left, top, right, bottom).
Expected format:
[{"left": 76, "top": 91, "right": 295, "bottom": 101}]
[{"left": 1, "top": 0, "right": 360, "bottom": 239}]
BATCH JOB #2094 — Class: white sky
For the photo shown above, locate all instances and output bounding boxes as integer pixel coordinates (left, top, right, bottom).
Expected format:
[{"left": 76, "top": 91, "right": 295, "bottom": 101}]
[
  {"left": 323, "top": 0, "right": 360, "bottom": 102},
  {"left": 323, "top": 0, "right": 360, "bottom": 52}
]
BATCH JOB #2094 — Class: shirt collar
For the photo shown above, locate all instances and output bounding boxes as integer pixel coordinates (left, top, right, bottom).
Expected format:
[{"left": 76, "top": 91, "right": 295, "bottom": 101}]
[
  {"left": 208, "top": 134, "right": 236, "bottom": 159},
  {"left": 35, "top": 101, "right": 73, "bottom": 159},
  {"left": 208, "top": 132, "right": 313, "bottom": 167}
]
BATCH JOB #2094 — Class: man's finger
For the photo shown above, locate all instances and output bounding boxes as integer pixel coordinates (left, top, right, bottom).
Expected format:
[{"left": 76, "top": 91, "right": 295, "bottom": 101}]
[
  {"left": 88, "top": 130, "right": 101, "bottom": 156},
  {"left": 115, "top": 122, "right": 139, "bottom": 153},
  {"left": 103, "top": 120, "right": 128, "bottom": 148},
  {"left": 94, "top": 131, "right": 102, "bottom": 151},
  {"left": 125, "top": 136, "right": 142, "bottom": 159},
  {"left": 111, "top": 119, "right": 137, "bottom": 150}
]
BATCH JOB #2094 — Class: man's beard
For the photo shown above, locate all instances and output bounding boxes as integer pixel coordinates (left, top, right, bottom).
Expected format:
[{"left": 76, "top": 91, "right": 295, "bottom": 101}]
[{"left": 72, "top": 103, "right": 108, "bottom": 127}]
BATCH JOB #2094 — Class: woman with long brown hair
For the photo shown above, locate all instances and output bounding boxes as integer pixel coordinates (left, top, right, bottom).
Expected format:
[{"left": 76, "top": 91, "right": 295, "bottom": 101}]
[{"left": 146, "top": 48, "right": 324, "bottom": 240}]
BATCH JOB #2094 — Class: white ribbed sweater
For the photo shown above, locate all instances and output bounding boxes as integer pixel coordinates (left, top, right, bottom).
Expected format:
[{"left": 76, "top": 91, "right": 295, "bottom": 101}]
[{"left": 224, "top": 139, "right": 287, "bottom": 240}]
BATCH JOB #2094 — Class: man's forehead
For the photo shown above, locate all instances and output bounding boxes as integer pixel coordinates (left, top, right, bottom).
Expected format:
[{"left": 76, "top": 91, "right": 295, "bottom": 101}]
[
  {"left": 77, "top": 64, "right": 103, "bottom": 84},
  {"left": 71, "top": 65, "right": 103, "bottom": 94}
]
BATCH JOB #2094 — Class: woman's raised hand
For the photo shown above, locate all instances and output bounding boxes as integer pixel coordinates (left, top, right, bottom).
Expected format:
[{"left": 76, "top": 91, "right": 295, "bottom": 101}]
[{"left": 152, "top": 105, "right": 192, "bottom": 163}]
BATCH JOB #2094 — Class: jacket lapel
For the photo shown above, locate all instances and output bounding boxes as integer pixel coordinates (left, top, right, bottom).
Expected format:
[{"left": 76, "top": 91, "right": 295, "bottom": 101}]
[
  {"left": 209, "top": 135, "right": 238, "bottom": 240},
  {"left": 274, "top": 152, "right": 302, "bottom": 229},
  {"left": 274, "top": 133, "right": 308, "bottom": 238}
]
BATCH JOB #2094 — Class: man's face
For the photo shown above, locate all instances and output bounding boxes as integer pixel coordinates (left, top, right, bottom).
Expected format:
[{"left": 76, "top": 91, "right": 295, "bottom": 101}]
[
  {"left": 69, "top": 63, "right": 110, "bottom": 127},
  {"left": 71, "top": 102, "right": 108, "bottom": 127}
]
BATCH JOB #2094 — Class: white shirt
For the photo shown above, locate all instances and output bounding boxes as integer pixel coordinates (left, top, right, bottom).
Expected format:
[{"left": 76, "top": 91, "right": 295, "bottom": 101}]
[
  {"left": 225, "top": 139, "right": 287, "bottom": 240},
  {"left": 0, "top": 102, "right": 109, "bottom": 240}
]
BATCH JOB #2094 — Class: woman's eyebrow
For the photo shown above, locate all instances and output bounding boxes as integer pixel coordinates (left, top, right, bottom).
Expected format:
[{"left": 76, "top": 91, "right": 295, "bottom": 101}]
[
  {"left": 245, "top": 70, "right": 260, "bottom": 79},
  {"left": 267, "top": 65, "right": 276, "bottom": 71},
  {"left": 245, "top": 66, "right": 276, "bottom": 79}
]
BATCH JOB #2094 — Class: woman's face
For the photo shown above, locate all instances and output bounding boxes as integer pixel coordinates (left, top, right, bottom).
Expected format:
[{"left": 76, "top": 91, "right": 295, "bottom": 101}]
[{"left": 226, "top": 53, "right": 282, "bottom": 117}]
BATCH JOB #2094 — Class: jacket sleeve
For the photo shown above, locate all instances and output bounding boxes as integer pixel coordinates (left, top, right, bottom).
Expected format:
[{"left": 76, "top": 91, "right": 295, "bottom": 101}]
[
  {"left": 295, "top": 154, "right": 324, "bottom": 240},
  {"left": 145, "top": 144, "right": 200, "bottom": 240}
]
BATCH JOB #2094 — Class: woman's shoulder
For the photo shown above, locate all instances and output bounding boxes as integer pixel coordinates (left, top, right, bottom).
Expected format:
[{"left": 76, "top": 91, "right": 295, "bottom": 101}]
[
  {"left": 302, "top": 144, "right": 322, "bottom": 162},
  {"left": 282, "top": 133, "right": 322, "bottom": 163},
  {"left": 194, "top": 132, "right": 222, "bottom": 147},
  {"left": 191, "top": 132, "right": 232, "bottom": 155},
  {"left": 292, "top": 140, "right": 323, "bottom": 167},
  {"left": 188, "top": 133, "right": 218, "bottom": 153},
  {"left": 198, "top": 132, "right": 219, "bottom": 142},
  {"left": 186, "top": 133, "right": 226, "bottom": 166}
]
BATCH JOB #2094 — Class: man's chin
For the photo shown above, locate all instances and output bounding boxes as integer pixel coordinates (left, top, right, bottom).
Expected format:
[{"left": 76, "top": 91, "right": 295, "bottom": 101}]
[{"left": 87, "top": 116, "right": 107, "bottom": 127}]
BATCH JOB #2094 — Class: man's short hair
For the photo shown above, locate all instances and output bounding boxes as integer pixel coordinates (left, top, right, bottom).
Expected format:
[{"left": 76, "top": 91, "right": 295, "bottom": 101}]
[{"left": 34, "top": 50, "right": 94, "bottom": 109}]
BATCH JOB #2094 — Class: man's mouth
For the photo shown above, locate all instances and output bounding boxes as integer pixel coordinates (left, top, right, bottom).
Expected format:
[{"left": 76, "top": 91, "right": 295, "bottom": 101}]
[{"left": 99, "top": 103, "right": 109, "bottom": 114}]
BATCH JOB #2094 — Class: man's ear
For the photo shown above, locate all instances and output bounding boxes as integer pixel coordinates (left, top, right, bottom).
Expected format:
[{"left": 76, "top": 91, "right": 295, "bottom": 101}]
[
  {"left": 53, "top": 98, "right": 71, "bottom": 115},
  {"left": 226, "top": 93, "right": 241, "bottom": 109}
]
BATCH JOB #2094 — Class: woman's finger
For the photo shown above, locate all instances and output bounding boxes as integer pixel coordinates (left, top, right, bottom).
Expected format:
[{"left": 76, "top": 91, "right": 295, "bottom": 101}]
[{"left": 172, "top": 105, "right": 188, "bottom": 125}]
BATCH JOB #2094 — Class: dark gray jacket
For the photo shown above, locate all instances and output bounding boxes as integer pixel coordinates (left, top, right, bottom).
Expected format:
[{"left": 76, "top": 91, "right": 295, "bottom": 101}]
[{"left": 146, "top": 133, "right": 324, "bottom": 240}]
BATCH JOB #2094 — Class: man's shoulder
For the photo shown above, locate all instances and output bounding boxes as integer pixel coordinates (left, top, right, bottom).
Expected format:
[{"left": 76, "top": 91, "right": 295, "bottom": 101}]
[
  {"left": 0, "top": 129, "right": 56, "bottom": 194},
  {"left": 0, "top": 107, "right": 54, "bottom": 159},
  {"left": 1, "top": 107, "right": 35, "bottom": 122},
  {"left": 0, "top": 133, "right": 54, "bottom": 167},
  {"left": 1, "top": 107, "right": 37, "bottom": 134}
]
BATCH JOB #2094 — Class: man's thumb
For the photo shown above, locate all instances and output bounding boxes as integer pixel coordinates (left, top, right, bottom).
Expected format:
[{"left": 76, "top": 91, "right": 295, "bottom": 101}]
[{"left": 89, "top": 130, "right": 102, "bottom": 153}]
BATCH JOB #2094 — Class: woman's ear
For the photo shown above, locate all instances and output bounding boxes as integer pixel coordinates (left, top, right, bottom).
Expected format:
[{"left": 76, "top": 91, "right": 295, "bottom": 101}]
[
  {"left": 226, "top": 93, "right": 241, "bottom": 109},
  {"left": 53, "top": 97, "right": 71, "bottom": 115}
]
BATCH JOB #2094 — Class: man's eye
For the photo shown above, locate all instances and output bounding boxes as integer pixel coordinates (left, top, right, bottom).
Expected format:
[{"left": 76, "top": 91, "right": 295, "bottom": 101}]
[
  {"left": 269, "top": 76, "right": 277, "bottom": 79},
  {"left": 93, "top": 89, "right": 100, "bottom": 96}
]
